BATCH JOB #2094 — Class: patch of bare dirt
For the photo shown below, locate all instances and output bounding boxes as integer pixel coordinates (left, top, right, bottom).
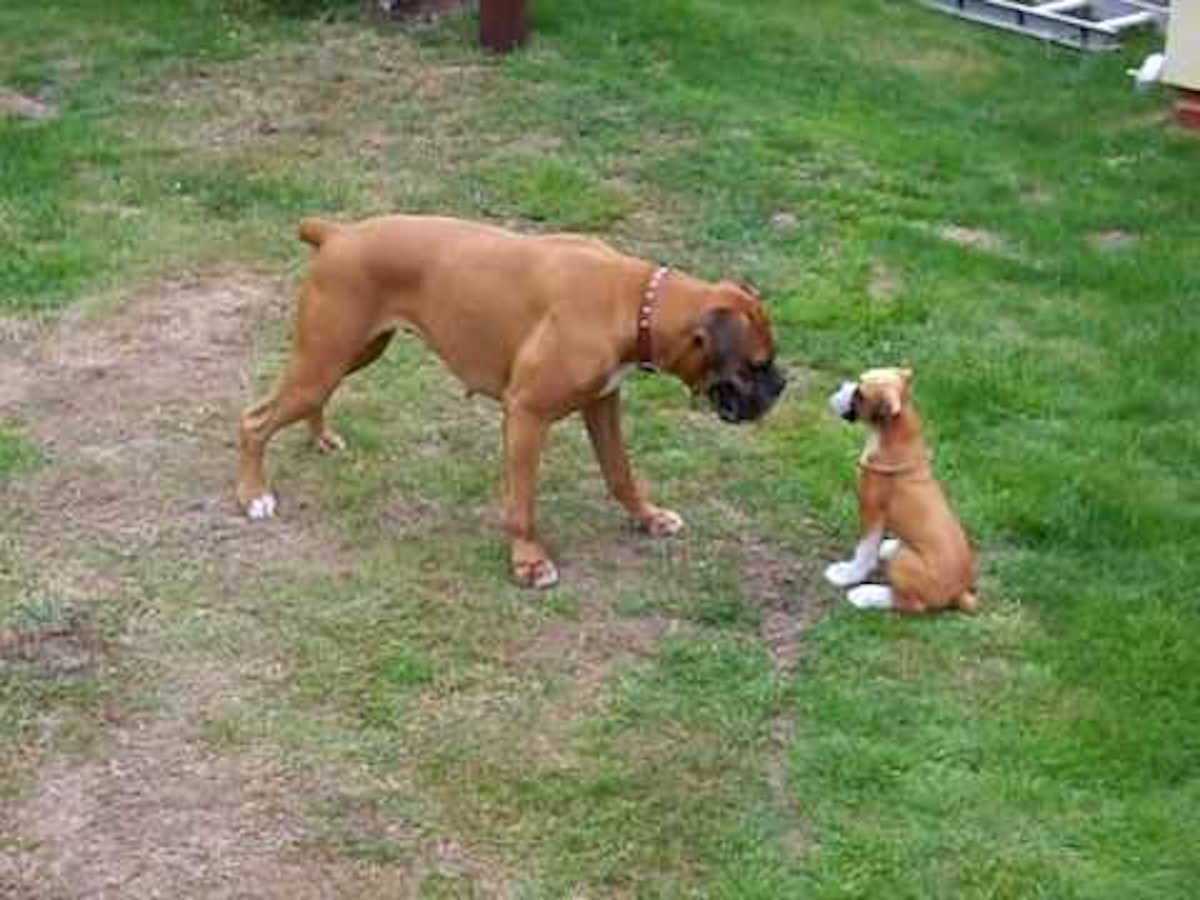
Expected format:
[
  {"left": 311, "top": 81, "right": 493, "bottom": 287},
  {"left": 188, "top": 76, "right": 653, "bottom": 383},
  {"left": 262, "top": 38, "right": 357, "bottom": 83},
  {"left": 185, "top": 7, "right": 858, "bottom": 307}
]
[
  {"left": 0, "top": 88, "right": 56, "bottom": 121},
  {"left": 520, "top": 612, "right": 681, "bottom": 686},
  {"left": 1087, "top": 229, "right": 1138, "bottom": 252},
  {"left": 769, "top": 211, "right": 799, "bottom": 232},
  {"left": 739, "top": 535, "right": 830, "bottom": 677},
  {"left": 937, "top": 224, "right": 1007, "bottom": 254},
  {"left": 1, "top": 735, "right": 425, "bottom": 900},
  {"left": 735, "top": 533, "right": 826, "bottom": 859},
  {"left": 0, "top": 618, "right": 105, "bottom": 679},
  {"left": 1020, "top": 185, "right": 1056, "bottom": 208},
  {"left": 360, "top": 0, "right": 467, "bottom": 21},
  {"left": 147, "top": 25, "right": 489, "bottom": 177},
  {"left": 867, "top": 260, "right": 902, "bottom": 304},
  {"left": 931, "top": 222, "right": 1037, "bottom": 268},
  {"left": 0, "top": 271, "right": 397, "bottom": 898},
  {"left": 1, "top": 272, "right": 351, "bottom": 576},
  {"left": 763, "top": 713, "right": 814, "bottom": 859},
  {"left": 898, "top": 47, "right": 994, "bottom": 80},
  {"left": 510, "top": 598, "right": 688, "bottom": 758}
]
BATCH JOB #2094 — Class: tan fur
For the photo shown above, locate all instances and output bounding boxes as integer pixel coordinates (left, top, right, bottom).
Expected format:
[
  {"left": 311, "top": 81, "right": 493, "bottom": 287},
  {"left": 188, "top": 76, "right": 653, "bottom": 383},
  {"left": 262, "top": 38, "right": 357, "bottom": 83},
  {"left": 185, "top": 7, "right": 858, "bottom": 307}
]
[
  {"left": 855, "top": 368, "right": 978, "bottom": 614},
  {"left": 237, "top": 214, "right": 776, "bottom": 587}
]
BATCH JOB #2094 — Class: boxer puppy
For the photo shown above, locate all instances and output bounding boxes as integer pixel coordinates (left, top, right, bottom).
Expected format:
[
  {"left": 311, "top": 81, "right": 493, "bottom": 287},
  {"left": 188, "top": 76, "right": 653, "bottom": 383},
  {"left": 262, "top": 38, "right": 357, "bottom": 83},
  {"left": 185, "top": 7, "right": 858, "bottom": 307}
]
[
  {"left": 824, "top": 367, "right": 978, "bottom": 613},
  {"left": 237, "top": 215, "right": 785, "bottom": 588}
]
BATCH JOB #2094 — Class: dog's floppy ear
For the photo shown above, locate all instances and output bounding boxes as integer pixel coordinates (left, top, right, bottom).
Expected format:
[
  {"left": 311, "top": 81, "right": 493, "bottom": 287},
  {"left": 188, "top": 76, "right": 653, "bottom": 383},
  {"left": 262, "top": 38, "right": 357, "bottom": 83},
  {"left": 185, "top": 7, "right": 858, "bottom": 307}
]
[
  {"left": 692, "top": 307, "right": 742, "bottom": 369},
  {"left": 736, "top": 279, "right": 763, "bottom": 301}
]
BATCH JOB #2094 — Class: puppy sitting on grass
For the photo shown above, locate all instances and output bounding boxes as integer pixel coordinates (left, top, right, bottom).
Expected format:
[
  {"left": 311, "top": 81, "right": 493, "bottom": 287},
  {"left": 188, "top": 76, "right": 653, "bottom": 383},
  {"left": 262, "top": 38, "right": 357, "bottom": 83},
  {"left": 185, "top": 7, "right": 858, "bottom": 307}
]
[{"left": 825, "top": 367, "right": 979, "bottom": 614}]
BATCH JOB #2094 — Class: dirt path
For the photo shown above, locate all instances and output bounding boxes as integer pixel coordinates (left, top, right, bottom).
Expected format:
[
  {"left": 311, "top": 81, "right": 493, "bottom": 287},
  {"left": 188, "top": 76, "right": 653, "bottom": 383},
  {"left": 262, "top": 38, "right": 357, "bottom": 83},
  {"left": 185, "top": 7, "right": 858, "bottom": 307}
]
[{"left": 0, "top": 274, "right": 464, "bottom": 898}]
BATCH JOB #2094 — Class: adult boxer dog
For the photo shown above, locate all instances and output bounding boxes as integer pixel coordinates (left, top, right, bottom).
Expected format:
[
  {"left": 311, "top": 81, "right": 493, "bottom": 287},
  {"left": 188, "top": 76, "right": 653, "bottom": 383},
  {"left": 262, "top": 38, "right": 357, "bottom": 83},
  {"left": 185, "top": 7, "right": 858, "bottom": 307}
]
[
  {"left": 237, "top": 215, "right": 785, "bottom": 588},
  {"left": 824, "top": 367, "right": 979, "bottom": 614}
]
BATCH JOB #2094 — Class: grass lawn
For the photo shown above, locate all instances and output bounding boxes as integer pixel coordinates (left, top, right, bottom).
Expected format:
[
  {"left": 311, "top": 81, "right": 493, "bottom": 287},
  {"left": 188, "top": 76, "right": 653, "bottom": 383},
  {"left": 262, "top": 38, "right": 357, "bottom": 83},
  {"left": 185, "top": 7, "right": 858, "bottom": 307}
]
[{"left": 2, "top": 0, "right": 1198, "bottom": 897}]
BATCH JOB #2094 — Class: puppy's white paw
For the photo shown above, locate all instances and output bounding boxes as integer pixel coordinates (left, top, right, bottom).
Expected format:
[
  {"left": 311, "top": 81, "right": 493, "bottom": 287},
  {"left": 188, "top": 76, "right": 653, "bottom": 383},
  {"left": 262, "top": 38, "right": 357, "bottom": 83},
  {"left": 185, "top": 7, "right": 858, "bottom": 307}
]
[
  {"left": 824, "top": 560, "right": 865, "bottom": 588},
  {"left": 847, "top": 584, "right": 894, "bottom": 611},
  {"left": 246, "top": 493, "right": 277, "bottom": 520},
  {"left": 879, "top": 538, "right": 902, "bottom": 562}
]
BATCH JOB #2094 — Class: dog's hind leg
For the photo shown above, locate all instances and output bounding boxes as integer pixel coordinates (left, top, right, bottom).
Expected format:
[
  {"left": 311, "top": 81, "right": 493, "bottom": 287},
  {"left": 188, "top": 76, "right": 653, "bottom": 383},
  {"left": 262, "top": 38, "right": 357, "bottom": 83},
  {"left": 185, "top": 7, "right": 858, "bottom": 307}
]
[
  {"left": 885, "top": 547, "right": 935, "bottom": 614},
  {"left": 955, "top": 590, "right": 981, "bottom": 614},
  {"left": 238, "top": 280, "right": 382, "bottom": 518},
  {"left": 846, "top": 584, "right": 894, "bottom": 610},
  {"left": 305, "top": 328, "right": 395, "bottom": 453},
  {"left": 238, "top": 356, "right": 345, "bottom": 518}
]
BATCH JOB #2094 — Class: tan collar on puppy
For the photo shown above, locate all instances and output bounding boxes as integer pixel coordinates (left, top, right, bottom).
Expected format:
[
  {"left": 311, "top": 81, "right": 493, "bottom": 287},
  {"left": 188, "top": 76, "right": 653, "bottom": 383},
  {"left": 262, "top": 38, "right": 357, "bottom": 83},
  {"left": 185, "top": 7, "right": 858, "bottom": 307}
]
[
  {"left": 858, "top": 430, "right": 931, "bottom": 476},
  {"left": 859, "top": 455, "right": 930, "bottom": 477},
  {"left": 638, "top": 265, "right": 671, "bottom": 372}
]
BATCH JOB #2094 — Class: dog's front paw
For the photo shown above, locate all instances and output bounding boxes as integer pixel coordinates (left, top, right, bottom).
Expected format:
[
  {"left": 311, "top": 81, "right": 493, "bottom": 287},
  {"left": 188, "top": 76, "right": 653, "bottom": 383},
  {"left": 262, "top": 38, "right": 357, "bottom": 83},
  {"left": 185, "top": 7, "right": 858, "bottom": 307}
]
[
  {"left": 513, "top": 557, "right": 559, "bottom": 589},
  {"left": 245, "top": 492, "right": 278, "bottom": 521},
  {"left": 314, "top": 429, "right": 346, "bottom": 454},
  {"left": 512, "top": 540, "right": 559, "bottom": 589},
  {"left": 639, "top": 506, "right": 684, "bottom": 537},
  {"left": 847, "top": 584, "right": 894, "bottom": 611},
  {"left": 824, "top": 560, "right": 865, "bottom": 588}
]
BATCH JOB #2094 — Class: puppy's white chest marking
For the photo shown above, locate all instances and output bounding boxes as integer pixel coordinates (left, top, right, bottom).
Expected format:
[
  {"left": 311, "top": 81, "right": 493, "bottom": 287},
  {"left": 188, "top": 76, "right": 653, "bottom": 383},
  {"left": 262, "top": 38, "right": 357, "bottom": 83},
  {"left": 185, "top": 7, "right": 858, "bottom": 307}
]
[
  {"left": 860, "top": 430, "right": 881, "bottom": 466},
  {"left": 599, "top": 363, "right": 636, "bottom": 397}
]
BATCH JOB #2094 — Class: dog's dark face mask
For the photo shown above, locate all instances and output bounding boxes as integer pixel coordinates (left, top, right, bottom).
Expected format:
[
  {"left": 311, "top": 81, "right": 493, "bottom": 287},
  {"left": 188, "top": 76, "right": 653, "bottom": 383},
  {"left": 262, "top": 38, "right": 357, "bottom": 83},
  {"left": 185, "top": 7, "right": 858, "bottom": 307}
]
[
  {"left": 829, "top": 381, "right": 860, "bottom": 422},
  {"left": 700, "top": 308, "right": 786, "bottom": 424}
]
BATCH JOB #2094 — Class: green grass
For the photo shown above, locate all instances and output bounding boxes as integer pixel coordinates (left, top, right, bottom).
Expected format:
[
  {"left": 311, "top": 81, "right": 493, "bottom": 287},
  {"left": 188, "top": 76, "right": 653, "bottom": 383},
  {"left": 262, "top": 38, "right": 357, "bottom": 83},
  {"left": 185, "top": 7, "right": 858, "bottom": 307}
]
[
  {"left": 2, "top": 0, "right": 1198, "bottom": 896},
  {"left": 0, "top": 427, "right": 40, "bottom": 480},
  {"left": 479, "top": 156, "right": 635, "bottom": 230}
]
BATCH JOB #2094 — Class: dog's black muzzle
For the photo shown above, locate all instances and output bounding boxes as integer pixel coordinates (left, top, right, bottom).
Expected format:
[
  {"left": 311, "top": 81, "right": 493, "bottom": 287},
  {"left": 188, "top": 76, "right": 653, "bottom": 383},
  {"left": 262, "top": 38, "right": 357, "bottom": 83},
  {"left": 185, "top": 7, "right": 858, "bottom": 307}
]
[{"left": 708, "top": 363, "right": 786, "bottom": 424}]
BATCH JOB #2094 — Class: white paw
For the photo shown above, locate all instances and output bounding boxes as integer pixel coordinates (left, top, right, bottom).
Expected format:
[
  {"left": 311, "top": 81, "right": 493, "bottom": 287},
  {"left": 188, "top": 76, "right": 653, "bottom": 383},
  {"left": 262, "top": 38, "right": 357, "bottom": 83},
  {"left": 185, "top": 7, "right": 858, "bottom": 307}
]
[
  {"left": 531, "top": 560, "right": 560, "bottom": 589},
  {"left": 824, "top": 560, "right": 866, "bottom": 588},
  {"left": 315, "top": 431, "right": 346, "bottom": 453},
  {"left": 847, "top": 584, "right": 894, "bottom": 611},
  {"left": 879, "top": 538, "right": 902, "bottom": 561},
  {"left": 246, "top": 493, "right": 277, "bottom": 520},
  {"left": 515, "top": 558, "right": 560, "bottom": 590},
  {"left": 643, "top": 508, "right": 684, "bottom": 537}
]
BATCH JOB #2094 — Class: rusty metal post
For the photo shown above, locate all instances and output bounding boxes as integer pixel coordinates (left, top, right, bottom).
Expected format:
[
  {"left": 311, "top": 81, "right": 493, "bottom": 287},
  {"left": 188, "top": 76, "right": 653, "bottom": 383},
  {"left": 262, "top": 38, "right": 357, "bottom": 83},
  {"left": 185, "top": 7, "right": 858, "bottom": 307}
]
[{"left": 479, "top": 0, "right": 528, "bottom": 53}]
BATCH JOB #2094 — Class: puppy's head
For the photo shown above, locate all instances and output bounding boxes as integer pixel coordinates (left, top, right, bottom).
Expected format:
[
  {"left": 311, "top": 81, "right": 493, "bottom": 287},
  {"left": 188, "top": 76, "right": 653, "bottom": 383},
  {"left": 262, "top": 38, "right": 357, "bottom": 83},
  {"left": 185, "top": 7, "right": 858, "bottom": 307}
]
[
  {"left": 829, "top": 367, "right": 913, "bottom": 426},
  {"left": 677, "top": 282, "right": 786, "bottom": 424}
]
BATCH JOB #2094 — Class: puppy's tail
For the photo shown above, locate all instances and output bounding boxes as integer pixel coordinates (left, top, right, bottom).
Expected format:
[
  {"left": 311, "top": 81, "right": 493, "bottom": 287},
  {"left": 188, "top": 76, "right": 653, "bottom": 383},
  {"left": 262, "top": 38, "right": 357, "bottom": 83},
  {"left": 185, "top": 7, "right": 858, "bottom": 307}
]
[
  {"left": 956, "top": 590, "right": 981, "bottom": 615},
  {"left": 298, "top": 217, "right": 340, "bottom": 248}
]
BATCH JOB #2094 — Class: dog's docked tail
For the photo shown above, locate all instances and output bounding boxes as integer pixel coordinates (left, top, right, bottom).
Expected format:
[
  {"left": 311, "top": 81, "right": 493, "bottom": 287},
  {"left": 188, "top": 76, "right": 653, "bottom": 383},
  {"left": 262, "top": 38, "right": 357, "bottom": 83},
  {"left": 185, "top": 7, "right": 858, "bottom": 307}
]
[
  {"left": 956, "top": 590, "right": 980, "bottom": 615},
  {"left": 298, "top": 217, "right": 340, "bottom": 248}
]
